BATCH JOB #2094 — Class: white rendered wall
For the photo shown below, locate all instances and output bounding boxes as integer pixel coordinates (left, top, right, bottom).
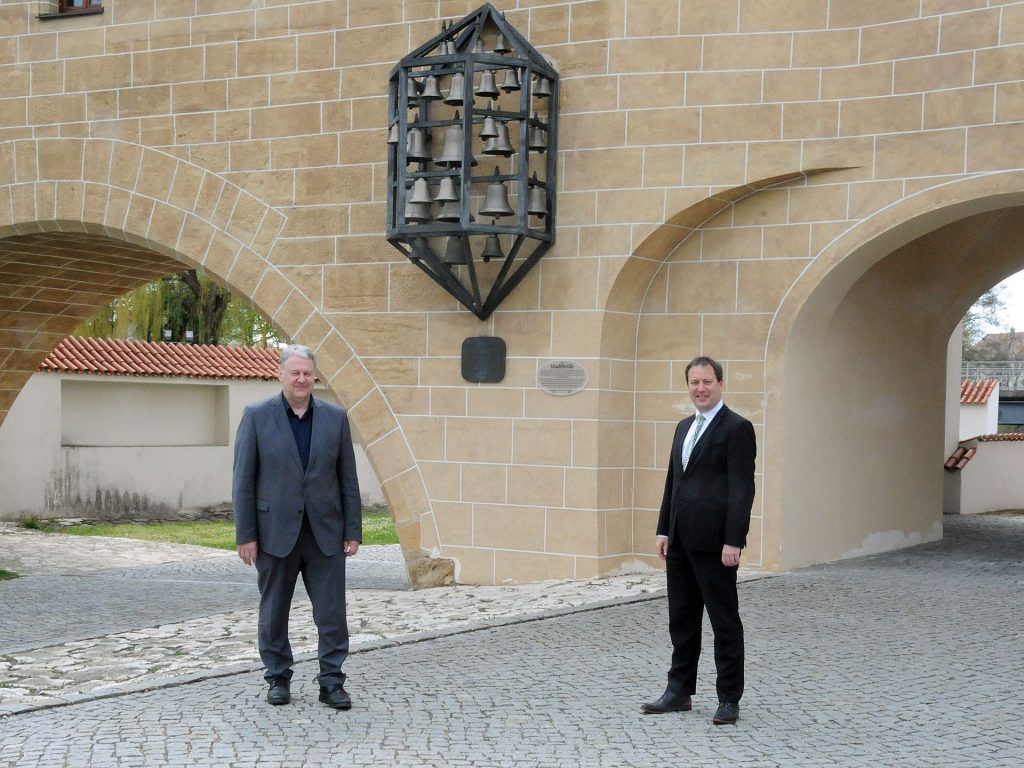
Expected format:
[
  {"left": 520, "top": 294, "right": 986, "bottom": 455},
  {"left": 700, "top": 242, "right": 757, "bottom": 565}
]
[
  {"left": 960, "top": 441, "right": 1024, "bottom": 515},
  {"left": 0, "top": 373, "right": 383, "bottom": 521}
]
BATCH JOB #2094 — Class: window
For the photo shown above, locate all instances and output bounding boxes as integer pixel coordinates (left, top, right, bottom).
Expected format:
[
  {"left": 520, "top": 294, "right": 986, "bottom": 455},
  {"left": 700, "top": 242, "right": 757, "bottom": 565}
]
[
  {"left": 39, "top": 1, "right": 103, "bottom": 19},
  {"left": 60, "top": 0, "right": 103, "bottom": 10}
]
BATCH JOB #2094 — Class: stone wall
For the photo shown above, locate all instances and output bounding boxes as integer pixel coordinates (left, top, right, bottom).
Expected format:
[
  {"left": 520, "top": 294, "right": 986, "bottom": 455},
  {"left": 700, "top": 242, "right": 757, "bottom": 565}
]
[{"left": 3, "top": 1, "right": 1024, "bottom": 584}]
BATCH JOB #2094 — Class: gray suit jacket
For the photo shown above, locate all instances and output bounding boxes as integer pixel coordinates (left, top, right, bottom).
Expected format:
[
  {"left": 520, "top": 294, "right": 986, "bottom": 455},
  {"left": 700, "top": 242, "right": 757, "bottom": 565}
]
[{"left": 233, "top": 393, "right": 362, "bottom": 558}]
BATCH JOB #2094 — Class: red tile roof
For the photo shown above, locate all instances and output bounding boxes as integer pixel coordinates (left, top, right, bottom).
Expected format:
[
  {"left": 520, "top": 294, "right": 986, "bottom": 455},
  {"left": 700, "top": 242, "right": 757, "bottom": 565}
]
[
  {"left": 960, "top": 379, "right": 997, "bottom": 405},
  {"left": 943, "top": 445, "right": 976, "bottom": 472},
  {"left": 38, "top": 336, "right": 280, "bottom": 381},
  {"left": 978, "top": 433, "right": 1024, "bottom": 442}
]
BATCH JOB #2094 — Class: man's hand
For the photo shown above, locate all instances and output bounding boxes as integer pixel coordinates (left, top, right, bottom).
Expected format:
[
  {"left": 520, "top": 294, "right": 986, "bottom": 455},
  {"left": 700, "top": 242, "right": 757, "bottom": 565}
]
[
  {"left": 343, "top": 540, "right": 360, "bottom": 557},
  {"left": 722, "top": 544, "right": 741, "bottom": 567},
  {"left": 237, "top": 541, "right": 258, "bottom": 566},
  {"left": 656, "top": 536, "right": 669, "bottom": 560}
]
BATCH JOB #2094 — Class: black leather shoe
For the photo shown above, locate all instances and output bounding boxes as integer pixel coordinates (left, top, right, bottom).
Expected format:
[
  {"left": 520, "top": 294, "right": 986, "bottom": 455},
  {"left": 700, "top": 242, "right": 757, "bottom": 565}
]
[
  {"left": 319, "top": 683, "right": 352, "bottom": 710},
  {"left": 640, "top": 691, "right": 692, "bottom": 714},
  {"left": 713, "top": 701, "right": 739, "bottom": 725},
  {"left": 266, "top": 677, "right": 290, "bottom": 705}
]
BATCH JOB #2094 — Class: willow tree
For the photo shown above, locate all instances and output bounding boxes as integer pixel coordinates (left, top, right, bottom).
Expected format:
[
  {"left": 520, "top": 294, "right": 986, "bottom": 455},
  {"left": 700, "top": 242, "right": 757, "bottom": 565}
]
[{"left": 77, "top": 269, "right": 280, "bottom": 347}]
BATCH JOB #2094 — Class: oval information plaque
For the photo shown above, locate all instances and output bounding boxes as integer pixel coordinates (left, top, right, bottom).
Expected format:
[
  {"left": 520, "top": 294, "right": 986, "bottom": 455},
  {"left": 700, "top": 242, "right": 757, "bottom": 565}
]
[{"left": 537, "top": 359, "right": 588, "bottom": 396}]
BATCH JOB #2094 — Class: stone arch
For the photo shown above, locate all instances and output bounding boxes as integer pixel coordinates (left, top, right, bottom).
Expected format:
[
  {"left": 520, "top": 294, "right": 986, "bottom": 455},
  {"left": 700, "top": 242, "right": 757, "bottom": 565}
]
[
  {"left": 763, "top": 171, "right": 1024, "bottom": 571},
  {"left": 593, "top": 169, "right": 849, "bottom": 571},
  {"left": 0, "top": 137, "right": 443, "bottom": 585}
]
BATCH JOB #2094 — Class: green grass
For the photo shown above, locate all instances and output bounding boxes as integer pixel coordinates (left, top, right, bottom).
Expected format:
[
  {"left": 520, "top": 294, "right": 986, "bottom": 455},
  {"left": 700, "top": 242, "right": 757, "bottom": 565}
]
[
  {"left": 0, "top": 569, "right": 18, "bottom": 580},
  {"left": 62, "top": 520, "right": 239, "bottom": 550},
  {"left": 59, "top": 510, "right": 399, "bottom": 549},
  {"left": 362, "top": 512, "right": 399, "bottom": 545},
  {"left": 18, "top": 515, "right": 54, "bottom": 532}
]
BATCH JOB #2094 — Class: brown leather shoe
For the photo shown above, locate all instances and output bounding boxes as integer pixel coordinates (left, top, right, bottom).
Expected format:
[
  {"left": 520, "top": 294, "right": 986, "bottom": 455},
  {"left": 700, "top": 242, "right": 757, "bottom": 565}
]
[
  {"left": 319, "top": 682, "right": 352, "bottom": 710},
  {"left": 712, "top": 701, "right": 739, "bottom": 725},
  {"left": 640, "top": 691, "right": 692, "bottom": 714}
]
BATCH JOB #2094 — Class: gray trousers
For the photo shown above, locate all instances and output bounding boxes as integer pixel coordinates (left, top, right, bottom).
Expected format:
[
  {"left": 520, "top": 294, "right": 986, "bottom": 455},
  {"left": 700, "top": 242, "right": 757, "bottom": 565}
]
[{"left": 255, "top": 515, "right": 349, "bottom": 686}]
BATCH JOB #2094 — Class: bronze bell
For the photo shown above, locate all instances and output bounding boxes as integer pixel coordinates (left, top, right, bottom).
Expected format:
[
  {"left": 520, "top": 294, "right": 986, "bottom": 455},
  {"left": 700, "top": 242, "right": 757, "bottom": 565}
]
[
  {"left": 435, "top": 110, "right": 466, "bottom": 166},
  {"left": 438, "top": 21, "right": 453, "bottom": 54},
  {"left": 406, "top": 127, "right": 430, "bottom": 163},
  {"left": 387, "top": 122, "right": 399, "bottom": 144},
  {"left": 442, "top": 236, "right": 468, "bottom": 265},
  {"left": 409, "top": 177, "right": 433, "bottom": 205},
  {"left": 420, "top": 75, "right": 443, "bottom": 101},
  {"left": 500, "top": 67, "right": 520, "bottom": 93},
  {"left": 480, "top": 114, "right": 498, "bottom": 139},
  {"left": 480, "top": 168, "right": 515, "bottom": 218},
  {"left": 444, "top": 71, "right": 465, "bottom": 106},
  {"left": 533, "top": 76, "right": 552, "bottom": 99},
  {"left": 436, "top": 201, "right": 461, "bottom": 222},
  {"left": 493, "top": 32, "right": 511, "bottom": 54},
  {"left": 480, "top": 101, "right": 499, "bottom": 139},
  {"left": 527, "top": 115, "right": 547, "bottom": 153},
  {"left": 476, "top": 69, "right": 499, "bottom": 99},
  {"left": 409, "top": 237, "right": 430, "bottom": 261},
  {"left": 435, "top": 176, "right": 459, "bottom": 202},
  {"left": 404, "top": 199, "right": 432, "bottom": 223},
  {"left": 527, "top": 173, "right": 547, "bottom": 217},
  {"left": 406, "top": 77, "right": 420, "bottom": 106},
  {"left": 472, "top": 37, "right": 484, "bottom": 54},
  {"left": 482, "top": 120, "right": 514, "bottom": 157},
  {"left": 481, "top": 223, "right": 504, "bottom": 262}
]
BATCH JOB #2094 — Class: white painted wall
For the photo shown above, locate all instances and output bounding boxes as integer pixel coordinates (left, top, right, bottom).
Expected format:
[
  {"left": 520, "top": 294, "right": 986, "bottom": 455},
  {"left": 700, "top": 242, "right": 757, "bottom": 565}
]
[
  {"left": 960, "top": 441, "right": 1024, "bottom": 514},
  {"left": 945, "top": 327, "right": 963, "bottom": 514},
  {"left": 0, "top": 372, "right": 383, "bottom": 522},
  {"left": 959, "top": 381, "right": 999, "bottom": 440}
]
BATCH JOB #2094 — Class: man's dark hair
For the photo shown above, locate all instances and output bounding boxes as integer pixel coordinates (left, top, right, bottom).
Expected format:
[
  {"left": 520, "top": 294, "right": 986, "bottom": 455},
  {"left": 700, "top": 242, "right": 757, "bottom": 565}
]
[{"left": 685, "top": 356, "right": 723, "bottom": 382}]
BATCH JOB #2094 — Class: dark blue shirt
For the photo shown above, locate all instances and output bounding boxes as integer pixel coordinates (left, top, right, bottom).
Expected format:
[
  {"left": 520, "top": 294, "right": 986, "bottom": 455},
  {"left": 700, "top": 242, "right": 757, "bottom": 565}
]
[{"left": 282, "top": 393, "right": 313, "bottom": 473}]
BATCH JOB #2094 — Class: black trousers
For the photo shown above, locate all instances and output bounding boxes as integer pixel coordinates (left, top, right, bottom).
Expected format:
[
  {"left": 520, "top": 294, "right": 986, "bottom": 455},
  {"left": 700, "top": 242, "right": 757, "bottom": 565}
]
[
  {"left": 665, "top": 545, "right": 744, "bottom": 703},
  {"left": 255, "top": 515, "right": 349, "bottom": 686}
]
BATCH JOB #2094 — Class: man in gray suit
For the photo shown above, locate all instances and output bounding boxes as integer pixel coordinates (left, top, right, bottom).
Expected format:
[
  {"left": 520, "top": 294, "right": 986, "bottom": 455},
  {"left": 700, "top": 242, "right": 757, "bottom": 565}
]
[{"left": 233, "top": 344, "right": 362, "bottom": 709}]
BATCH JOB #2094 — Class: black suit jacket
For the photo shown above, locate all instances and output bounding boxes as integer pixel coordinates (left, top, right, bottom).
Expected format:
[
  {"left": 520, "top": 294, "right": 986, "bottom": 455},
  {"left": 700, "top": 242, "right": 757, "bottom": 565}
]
[{"left": 656, "top": 405, "right": 756, "bottom": 553}]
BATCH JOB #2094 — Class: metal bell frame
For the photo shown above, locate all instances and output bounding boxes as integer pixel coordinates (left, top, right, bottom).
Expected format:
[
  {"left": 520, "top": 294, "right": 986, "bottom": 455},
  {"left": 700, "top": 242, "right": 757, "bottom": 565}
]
[{"left": 386, "top": 3, "right": 558, "bottom": 320}]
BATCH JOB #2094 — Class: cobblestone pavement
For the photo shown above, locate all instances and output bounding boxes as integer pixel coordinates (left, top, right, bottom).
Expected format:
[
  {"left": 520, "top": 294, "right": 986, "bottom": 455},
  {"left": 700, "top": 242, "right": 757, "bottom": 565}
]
[
  {"left": 0, "top": 523, "right": 676, "bottom": 713},
  {"left": 0, "top": 529, "right": 408, "bottom": 654},
  {"left": 1, "top": 515, "right": 1022, "bottom": 767}
]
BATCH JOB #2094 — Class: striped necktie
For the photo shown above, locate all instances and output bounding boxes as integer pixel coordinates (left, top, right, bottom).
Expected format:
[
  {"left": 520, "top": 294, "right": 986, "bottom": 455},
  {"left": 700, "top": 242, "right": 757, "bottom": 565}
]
[{"left": 682, "top": 413, "right": 706, "bottom": 470}]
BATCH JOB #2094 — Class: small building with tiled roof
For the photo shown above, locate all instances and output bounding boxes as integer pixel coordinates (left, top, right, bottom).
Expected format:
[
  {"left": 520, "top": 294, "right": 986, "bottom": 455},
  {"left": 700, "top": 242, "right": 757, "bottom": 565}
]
[
  {"left": 943, "top": 373, "right": 1024, "bottom": 516},
  {"left": 958, "top": 378, "right": 999, "bottom": 441},
  {"left": 39, "top": 336, "right": 282, "bottom": 381},
  {"left": 0, "top": 338, "right": 381, "bottom": 522}
]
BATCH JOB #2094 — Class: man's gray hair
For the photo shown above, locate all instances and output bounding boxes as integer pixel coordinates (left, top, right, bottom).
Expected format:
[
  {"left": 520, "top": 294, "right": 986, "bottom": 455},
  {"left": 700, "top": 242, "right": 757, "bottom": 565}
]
[{"left": 279, "top": 344, "right": 316, "bottom": 367}]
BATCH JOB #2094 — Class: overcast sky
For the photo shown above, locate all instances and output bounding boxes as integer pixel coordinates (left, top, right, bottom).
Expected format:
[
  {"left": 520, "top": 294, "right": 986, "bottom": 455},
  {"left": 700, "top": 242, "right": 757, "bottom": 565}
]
[{"left": 988, "top": 272, "right": 1024, "bottom": 334}]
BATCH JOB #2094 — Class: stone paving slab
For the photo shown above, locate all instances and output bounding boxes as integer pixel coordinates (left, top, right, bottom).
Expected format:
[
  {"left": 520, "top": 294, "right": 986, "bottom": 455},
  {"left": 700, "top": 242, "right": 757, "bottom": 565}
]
[
  {"left": 0, "top": 540, "right": 409, "bottom": 653},
  {"left": 0, "top": 568, "right": 692, "bottom": 714},
  {"left": 0, "top": 515, "right": 1021, "bottom": 767},
  {"left": 0, "top": 521, "right": 695, "bottom": 714},
  {"left": 0, "top": 522, "right": 227, "bottom": 575}
]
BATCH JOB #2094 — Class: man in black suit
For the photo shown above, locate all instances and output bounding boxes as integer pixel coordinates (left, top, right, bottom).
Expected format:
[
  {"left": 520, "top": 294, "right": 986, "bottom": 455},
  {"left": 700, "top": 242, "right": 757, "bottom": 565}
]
[
  {"left": 641, "top": 356, "right": 756, "bottom": 725},
  {"left": 233, "top": 344, "right": 362, "bottom": 710}
]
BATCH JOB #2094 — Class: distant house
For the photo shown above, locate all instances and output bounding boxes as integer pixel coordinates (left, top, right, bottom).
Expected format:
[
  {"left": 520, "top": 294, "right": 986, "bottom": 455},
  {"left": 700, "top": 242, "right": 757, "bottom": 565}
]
[
  {"left": 945, "top": 377, "right": 1024, "bottom": 515},
  {"left": 0, "top": 337, "right": 383, "bottom": 522},
  {"left": 959, "top": 379, "right": 999, "bottom": 440},
  {"left": 968, "top": 330, "right": 1024, "bottom": 360}
]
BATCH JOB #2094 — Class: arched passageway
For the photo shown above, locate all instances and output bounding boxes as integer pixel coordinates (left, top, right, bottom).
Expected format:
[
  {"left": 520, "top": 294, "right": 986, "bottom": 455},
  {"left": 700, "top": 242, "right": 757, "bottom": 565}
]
[
  {"left": 0, "top": 138, "right": 442, "bottom": 586},
  {"left": 767, "top": 179, "right": 1024, "bottom": 569},
  {"left": 0, "top": 231, "right": 182, "bottom": 422}
]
